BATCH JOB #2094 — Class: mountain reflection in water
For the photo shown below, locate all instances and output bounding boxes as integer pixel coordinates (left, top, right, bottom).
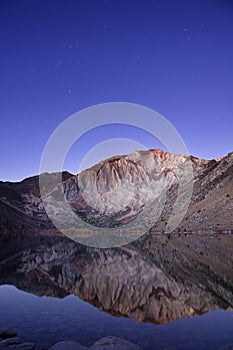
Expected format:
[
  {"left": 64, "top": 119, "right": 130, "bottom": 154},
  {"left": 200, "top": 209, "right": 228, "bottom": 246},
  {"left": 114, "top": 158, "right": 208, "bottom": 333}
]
[{"left": 0, "top": 234, "right": 233, "bottom": 349}]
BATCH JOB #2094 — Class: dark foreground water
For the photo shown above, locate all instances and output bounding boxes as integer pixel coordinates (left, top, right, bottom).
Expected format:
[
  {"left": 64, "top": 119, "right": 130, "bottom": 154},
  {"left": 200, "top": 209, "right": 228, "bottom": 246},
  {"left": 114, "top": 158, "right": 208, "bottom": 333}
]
[{"left": 0, "top": 285, "right": 233, "bottom": 350}]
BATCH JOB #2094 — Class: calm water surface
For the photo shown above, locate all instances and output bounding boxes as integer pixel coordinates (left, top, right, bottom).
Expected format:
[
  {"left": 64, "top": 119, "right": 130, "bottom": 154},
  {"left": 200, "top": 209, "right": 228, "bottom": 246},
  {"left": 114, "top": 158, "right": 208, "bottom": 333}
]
[{"left": 0, "top": 285, "right": 233, "bottom": 350}]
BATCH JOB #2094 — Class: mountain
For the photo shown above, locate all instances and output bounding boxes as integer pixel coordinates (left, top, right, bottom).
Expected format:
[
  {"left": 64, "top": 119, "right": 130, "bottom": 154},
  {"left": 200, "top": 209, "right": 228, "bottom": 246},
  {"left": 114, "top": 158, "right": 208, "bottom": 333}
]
[
  {"left": 0, "top": 149, "right": 233, "bottom": 325},
  {"left": 0, "top": 149, "right": 232, "bottom": 241}
]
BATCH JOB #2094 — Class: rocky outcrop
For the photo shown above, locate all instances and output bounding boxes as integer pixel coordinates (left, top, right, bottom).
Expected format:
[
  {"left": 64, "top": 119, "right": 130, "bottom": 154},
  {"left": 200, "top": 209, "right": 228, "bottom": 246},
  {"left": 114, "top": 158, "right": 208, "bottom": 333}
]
[
  {"left": 0, "top": 337, "right": 36, "bottom": 349},
  {"left": 49, "top": 341, "right": 87, "bottom": 350},
  {"left": 48, "top": 337, "right": 141, "bottom": 350},
  {"left": 89, "top": 336, "right": 141, "bottom": 349},
  {"left": 0, "top": 331, "right": 141, "bottom": 350},
  {"left": 0, "top": 336, "right": 141, "bottom": 350},
  {"left": 0, "top": 330, "right": 17, "bottom": 340}
]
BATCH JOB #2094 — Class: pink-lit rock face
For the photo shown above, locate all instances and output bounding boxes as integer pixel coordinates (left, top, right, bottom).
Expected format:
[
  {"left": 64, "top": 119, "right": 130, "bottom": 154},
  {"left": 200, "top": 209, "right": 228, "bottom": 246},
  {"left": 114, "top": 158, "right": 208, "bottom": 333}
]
[
  {"left": 0, "top": 149, "right": 232, "bottom": 235},
  {"left": 63, "top": 149, "right": 233, "bottom": 231},
  {"left": 63, "top": 149, "right": 191, "bottom": 228}
]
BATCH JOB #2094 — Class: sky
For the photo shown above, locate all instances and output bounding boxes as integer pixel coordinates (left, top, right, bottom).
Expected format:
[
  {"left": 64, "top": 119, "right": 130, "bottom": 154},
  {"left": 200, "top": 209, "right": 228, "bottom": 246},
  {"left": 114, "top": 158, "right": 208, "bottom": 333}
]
[{"left": 0, "top": 0, "right": 233, "bottom": 181}]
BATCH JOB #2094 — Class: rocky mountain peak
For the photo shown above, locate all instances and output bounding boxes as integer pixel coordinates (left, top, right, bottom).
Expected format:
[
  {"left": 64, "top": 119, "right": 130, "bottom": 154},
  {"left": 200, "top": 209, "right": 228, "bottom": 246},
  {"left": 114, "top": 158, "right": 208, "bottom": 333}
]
[
  {"left": 0, "top": 149, "right": 232, "bottom": 234},
  {"left": 95, "top": 156, "right": 147, "bottom": 193}
]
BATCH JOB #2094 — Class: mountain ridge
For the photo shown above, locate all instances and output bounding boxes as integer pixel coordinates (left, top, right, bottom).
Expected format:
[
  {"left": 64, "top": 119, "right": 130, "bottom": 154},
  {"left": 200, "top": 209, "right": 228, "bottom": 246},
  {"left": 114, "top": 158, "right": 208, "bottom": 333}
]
[{"left": 0, "top": 149, "right": 232, "bottom": 238}]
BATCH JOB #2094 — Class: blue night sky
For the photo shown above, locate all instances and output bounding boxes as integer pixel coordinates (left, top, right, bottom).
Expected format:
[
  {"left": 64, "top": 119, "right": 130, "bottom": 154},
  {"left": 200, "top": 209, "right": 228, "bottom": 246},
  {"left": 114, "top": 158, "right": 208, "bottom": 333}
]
[{"left": 0, "top": 0, "right": 233, "bottom": 181}]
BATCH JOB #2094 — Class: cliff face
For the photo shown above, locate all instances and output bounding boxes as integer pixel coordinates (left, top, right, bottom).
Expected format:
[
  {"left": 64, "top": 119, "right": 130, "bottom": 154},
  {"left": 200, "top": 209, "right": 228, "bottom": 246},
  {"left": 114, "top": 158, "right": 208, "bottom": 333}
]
[
  {"left": 0, "top": 149, "right": 232, "bottom": 235},
  {"left": 64, "top": 150, "right": 186, "bottom": 228}
]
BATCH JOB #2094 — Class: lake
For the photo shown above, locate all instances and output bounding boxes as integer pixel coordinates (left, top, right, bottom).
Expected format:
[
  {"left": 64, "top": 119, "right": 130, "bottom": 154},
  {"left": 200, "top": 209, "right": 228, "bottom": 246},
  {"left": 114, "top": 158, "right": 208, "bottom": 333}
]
[
  {"left": 0, "top": 284, "right": 233, "bottom": 350},
  {"left": 1, "top": 234, "right": 233, "bottom": 349}
]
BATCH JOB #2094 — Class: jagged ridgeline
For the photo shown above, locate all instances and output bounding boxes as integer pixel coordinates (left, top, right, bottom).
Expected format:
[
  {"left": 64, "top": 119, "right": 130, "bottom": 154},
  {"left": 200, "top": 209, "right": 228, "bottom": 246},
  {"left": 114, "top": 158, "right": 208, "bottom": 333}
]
[{"left": 0, "top": 149, "right": 233, "bottom": 240}]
